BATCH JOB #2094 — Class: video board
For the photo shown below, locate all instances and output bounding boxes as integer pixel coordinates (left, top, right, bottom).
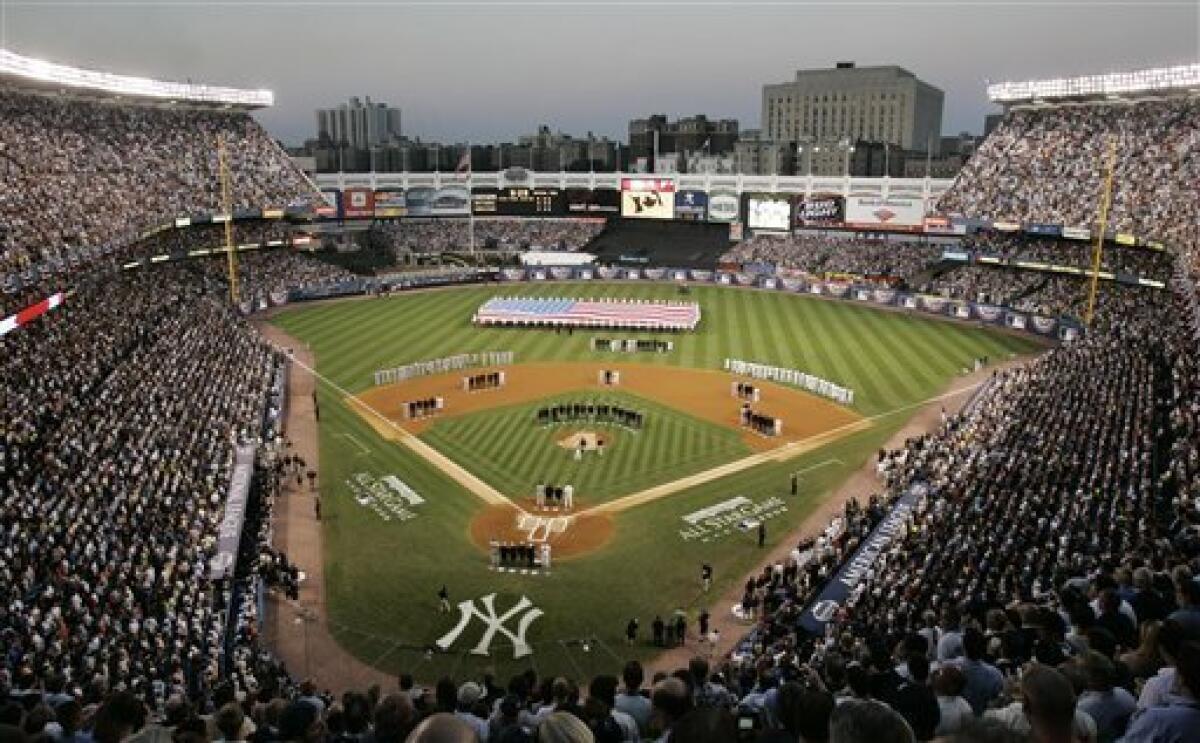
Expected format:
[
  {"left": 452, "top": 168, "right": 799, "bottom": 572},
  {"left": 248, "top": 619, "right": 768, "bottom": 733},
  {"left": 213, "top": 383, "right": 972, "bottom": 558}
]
[{"left": 746, "top": 194, "right": 792, "bottom": 231}]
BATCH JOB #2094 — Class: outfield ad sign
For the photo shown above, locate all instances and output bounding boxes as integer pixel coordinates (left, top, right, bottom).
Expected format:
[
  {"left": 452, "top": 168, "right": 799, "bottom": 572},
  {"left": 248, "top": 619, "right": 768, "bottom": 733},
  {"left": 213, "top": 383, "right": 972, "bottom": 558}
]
[
  {"left": 620, "top": 178, "right": 675, "bottom": 219},
  {"left": 707, "top": 190, "right": 739, "bottom": 222},
  {"left": 674, "top": 190, "right": 708, "bottom": 221},
  {"left": 794, "top": 194, "right": 844, "bottom": 227},
  {"left": 373, "top": 189, "right": 407, "bottom": 218},
  {"left": 844, "top": 196, "right": 925, "bottom": 231},
  {"left": 342, "top": 187, "right": 374, "bottom": 219}
]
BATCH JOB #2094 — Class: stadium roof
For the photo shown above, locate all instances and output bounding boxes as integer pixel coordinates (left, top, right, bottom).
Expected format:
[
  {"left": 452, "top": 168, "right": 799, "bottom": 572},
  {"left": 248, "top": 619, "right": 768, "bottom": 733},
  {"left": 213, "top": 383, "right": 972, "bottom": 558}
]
[
  {"left": 0, "top": 47, "right": 273, "bottom": 109},
  {"left": 988, "top": 62, "right": 1200, "bottom": 104}
]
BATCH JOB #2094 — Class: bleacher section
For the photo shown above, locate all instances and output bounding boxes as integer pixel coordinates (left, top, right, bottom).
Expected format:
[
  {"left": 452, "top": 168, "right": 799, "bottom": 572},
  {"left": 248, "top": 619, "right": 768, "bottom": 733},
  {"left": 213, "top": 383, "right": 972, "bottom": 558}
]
[{"left": 587, "top": 219, "right": 732, "bottom": 269}]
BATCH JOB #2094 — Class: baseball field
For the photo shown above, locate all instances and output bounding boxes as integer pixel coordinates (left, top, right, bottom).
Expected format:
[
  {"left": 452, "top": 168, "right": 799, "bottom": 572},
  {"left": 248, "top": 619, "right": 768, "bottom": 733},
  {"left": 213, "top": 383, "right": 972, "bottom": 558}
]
[{"left": 269, "top": 282, "right": 1042, "bottom": 681}]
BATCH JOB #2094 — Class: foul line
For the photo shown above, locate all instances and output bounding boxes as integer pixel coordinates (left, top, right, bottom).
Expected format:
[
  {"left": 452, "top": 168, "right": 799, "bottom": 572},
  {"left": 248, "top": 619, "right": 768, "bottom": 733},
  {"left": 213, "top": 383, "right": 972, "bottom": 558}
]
[
  {"left": 580, "top": 376, "right": 990, "bottom": 517},
  {"left": 272, "top": 344, "right": 513, "bottom": 509},
  {"left": 282, "top": 333, "right": 992, "bottom": 522}
]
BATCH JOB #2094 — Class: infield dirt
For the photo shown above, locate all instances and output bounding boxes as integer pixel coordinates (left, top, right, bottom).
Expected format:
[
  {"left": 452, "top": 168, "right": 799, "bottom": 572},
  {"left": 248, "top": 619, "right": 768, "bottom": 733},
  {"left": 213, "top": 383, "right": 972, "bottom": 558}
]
[{"left": 351, "top": 361, "right": 861, "bottom": 452}]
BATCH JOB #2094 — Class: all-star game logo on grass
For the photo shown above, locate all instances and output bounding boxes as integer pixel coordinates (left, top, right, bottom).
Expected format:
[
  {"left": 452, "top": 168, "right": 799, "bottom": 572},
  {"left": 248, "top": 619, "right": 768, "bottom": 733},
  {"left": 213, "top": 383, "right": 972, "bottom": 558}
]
[
  {"left": 678, "top": 495, "right": 788, "bottom": 542},
  {"left": 345, "top": 472, "right": 425, "bottom": 522}
]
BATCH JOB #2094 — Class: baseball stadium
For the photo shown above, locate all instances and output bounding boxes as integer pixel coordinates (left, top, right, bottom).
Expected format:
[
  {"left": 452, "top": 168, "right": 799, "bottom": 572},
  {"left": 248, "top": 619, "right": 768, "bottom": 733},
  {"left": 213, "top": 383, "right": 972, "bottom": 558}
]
[{"left": 1, "top": 12, "right": 1199, "bottom": 743}]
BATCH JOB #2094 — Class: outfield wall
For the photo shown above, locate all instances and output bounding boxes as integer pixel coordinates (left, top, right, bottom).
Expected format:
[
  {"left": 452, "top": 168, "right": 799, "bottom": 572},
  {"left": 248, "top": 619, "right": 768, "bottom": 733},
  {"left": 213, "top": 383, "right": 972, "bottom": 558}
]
[{"left": 273, "top": 265, "right": 1082, "bottom": 342}]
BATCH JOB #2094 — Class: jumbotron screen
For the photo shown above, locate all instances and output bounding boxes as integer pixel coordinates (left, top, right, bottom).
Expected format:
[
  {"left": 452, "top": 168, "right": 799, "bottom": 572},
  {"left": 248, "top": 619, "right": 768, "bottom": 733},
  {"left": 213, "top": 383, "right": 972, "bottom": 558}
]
[
  {"left": 747, "top": 196, "right": 792, "bottom": 231},
  {"left": 472, "top": 187, "right": 565, "bottom": 216},
  {"left": 620, "top": 178, "right": 675, "bottom": 219}
]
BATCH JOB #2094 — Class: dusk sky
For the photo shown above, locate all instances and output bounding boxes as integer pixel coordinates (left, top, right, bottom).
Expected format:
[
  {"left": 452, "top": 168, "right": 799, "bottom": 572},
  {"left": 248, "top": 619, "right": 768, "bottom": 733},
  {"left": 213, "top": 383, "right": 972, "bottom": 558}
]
[{"left": 1, "top": 0, "right": 1197, "bottom": 145}]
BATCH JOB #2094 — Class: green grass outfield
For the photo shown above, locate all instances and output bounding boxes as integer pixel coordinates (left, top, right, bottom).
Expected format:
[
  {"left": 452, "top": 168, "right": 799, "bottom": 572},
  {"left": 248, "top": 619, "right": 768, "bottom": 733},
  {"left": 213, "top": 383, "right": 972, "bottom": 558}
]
[
  {"left": 422, "top": 390, "right": 750, "bottom": 504},
  {"left": 271, "top": 283, "right": 1043, "bottom": 681}
]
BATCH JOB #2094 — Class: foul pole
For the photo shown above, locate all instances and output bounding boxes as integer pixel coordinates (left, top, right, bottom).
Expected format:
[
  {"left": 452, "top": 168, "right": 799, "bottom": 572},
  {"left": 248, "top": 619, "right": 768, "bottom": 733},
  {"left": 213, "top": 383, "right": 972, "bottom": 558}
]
[
  {"left": 1084, "top": 137, "right": 1118, "bottom": 326},
  {"left": 217, "top": 134, "right": 239, "bottom": 304}
]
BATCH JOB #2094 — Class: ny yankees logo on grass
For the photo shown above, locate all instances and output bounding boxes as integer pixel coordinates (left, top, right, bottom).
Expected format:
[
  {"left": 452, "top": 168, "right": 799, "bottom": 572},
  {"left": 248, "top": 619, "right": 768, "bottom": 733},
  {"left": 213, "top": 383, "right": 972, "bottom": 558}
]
[{"left": 436, "top": 593, "right": 544, "bottom": 659}]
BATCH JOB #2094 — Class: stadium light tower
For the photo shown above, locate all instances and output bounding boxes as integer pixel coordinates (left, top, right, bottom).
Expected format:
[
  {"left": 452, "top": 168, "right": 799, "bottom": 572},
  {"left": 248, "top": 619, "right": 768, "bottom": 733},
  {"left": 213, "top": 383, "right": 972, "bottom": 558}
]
[
  {"left": 217, "top": 135, "right": 239, "bottom": 304},
  {"left": 1084, "top": 138, "right": 1118, "bottom": 326}
]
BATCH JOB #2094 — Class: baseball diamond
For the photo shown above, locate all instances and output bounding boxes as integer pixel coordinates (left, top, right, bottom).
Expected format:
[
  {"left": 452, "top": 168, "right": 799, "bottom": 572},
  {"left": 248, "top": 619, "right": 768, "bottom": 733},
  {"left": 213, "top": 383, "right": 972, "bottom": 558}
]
[{"left": 269, "top": 282, "right": 1042, "bottom": 680}]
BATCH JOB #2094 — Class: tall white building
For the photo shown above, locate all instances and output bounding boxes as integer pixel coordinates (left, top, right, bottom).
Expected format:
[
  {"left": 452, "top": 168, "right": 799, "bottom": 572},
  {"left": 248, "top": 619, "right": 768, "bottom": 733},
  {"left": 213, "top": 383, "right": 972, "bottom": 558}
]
[
  {"left": 762, "top": 62, "right": 944, "bottom": 155},
  {"left": 316, "top": 96, "right": 402, "bottom": 149}
]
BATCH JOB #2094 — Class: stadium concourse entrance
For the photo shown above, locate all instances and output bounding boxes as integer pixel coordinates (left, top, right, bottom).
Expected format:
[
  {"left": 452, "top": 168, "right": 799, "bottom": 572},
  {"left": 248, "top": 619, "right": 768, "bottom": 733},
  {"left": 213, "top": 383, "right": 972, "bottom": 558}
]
[{"left": 588, "top": 219, "right": 731, "bottom": 269}]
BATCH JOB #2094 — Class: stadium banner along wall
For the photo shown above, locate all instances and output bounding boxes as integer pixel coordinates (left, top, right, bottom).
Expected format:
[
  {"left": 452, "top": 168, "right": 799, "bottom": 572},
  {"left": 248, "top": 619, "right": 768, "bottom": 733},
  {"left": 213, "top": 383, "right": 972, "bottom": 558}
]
[
  {"left": 798, "top": 485, "right": 924, "bottom": 635},
  {"left": 209, "top": 444, "right": 257, "bottom": 580},
  {"left": 373, "top": 189, "right": 408, "bottom": 218},
  {"left": 844, "top": 195, "right": 925, "bottom": 231},
  {"left": 342, "top": 187, "right": 374, "bottom": 219},
  {"left": 674, "top": 190, "right": 709, "bottom": 221},
  {"left": 707, "top": 190, "right": 739, "bottom": 222},
  {"left": 745, "top": 193, "right": 792, "bottom": 231},
  {"left": 620, "top": 177, "right": 675, "bottom": 219}
]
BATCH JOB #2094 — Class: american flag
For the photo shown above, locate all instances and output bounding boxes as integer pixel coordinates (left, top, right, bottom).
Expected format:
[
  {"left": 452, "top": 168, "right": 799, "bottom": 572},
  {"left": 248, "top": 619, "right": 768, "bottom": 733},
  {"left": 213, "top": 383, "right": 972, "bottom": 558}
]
[{"left": 474, "top": 297, "right": 700, "bottom": 330}]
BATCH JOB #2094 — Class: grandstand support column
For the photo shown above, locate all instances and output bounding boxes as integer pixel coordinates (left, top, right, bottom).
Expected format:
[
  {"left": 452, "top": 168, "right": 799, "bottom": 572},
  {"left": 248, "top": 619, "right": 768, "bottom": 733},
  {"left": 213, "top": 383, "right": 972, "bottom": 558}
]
[
  {"left": 217, "top": 134, "right": 239, "bottom": 304},
  {"left": 1085, "top": 137, "right": 1118, "bottom": 326}
]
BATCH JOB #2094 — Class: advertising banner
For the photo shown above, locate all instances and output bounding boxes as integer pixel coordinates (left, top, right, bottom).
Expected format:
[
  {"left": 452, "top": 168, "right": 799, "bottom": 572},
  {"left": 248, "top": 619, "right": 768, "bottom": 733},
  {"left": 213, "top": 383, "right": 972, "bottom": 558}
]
[
  {"left": 565, "top": 188, "right": 620, "bottom": 215},
  {"left": 746, "top": 194, "right": 792, "bottom": 231},
  {"left": 620, "top": 178, "right": 675, "bottom": 219},
  {"left": 405, "top": 187, "right": 435, "bottom": 217},
  {"left": 923, "top": 215, "right": 964, "bottom": 235},
  {"left": 1025, "top": 223, "right": 1063, "bottom": 237},
  {"left": 1062, "top": 226, "right": 1091, "bottom": 240},
  {"left": 431, "top": 185, "right": 471, "bottom": 216},
  {"left": 318, "top": 189, "right": 340, "bottom": 219},
  {"left": 373, "top": 189, "right": 408, "bottom": 218},
  {"left": 794, "top": 194, "right": 844, "bottom": 227},
  {"left": 707, "top": 190, "right": 739, "bottom": 223},
  {"left": 844, "top": 196, "right": 925, "bottom": 230},
  {"left": 209, "top": 444, "right": 257, "bottom": 580},
  {"left": 674, "top": 190, "right": 709, "bottom": 221},
  {"left": 342, "top": 187, "right": 375, "bottom": 219}
]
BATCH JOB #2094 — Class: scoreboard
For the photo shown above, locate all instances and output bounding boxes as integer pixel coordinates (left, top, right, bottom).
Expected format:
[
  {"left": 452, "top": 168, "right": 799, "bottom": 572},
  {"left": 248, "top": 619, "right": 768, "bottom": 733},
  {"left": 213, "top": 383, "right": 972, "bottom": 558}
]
[{"left": 472, "top": 187, "right": 564, "bottom": 216}]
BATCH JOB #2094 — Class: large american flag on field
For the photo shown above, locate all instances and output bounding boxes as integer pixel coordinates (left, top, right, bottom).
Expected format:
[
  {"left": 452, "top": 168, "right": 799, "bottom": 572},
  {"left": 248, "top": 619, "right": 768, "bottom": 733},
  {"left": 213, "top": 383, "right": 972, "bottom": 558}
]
[{"left": 474, "top": 297, "right": 700, "bottom": 330}]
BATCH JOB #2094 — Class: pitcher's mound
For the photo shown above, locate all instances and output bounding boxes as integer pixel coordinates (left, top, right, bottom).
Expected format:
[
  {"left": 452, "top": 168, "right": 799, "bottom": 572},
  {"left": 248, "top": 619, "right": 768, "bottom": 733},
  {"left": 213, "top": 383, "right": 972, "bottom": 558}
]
[{"left": 557, "top": 430, "right": 608, "bottom": 451}]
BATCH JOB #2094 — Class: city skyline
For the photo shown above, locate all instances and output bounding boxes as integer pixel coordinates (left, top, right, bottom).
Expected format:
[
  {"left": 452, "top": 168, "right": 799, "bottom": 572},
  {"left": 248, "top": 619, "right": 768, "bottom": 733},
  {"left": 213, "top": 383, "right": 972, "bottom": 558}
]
[{"left": 1, "top": 0, "right": 1196, "bottom": 145}]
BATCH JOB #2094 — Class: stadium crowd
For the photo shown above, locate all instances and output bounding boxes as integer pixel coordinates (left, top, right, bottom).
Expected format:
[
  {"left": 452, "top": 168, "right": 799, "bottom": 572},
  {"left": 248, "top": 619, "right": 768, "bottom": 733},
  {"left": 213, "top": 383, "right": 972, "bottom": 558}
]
[
  {"left": 0, "top": 89, "right": 316, "bottom": 278},
  {"left": 959, "top": 233, "right": 1172, "bottom": 282},
  {"left": 0, "top": 262, "right": 301, "bottom": 718},
  {"left": 724, "top": 278, "right": 1200, "bottom": 740},
  {"left": 372, "top": 219, "right": 603, "bottom": 255},
  {"left": 939, "top": 97, "right": 1200, "bottom": 258},
  {"left": 721, "top": 235, "right": 942, "bottom": 284}
]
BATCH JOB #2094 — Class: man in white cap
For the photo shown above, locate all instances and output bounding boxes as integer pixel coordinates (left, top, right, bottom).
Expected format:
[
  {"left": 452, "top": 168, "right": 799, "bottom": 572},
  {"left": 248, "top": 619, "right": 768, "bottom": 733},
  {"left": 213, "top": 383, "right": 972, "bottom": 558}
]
[{"left": 455, "top": 681, "right": 490, "bottom": 740}]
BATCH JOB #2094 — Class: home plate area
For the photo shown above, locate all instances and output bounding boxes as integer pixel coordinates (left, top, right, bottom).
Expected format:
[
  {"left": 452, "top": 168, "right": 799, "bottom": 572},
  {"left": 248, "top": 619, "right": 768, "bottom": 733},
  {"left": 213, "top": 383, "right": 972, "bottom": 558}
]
[
  {"left": 469, "top": 504, "right": 615, "bottom": 562},
  {"left": 517, "top": 512, "right": 572, "bottom": 542}
]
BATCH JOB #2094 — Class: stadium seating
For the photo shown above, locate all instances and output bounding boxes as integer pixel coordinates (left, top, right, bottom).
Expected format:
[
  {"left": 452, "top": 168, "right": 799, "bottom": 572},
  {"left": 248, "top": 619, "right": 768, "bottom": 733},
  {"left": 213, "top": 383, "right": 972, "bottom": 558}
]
[
  {"left": 0, "top": 88, "right": 317, "bottom": 279},
  {"left": 2, "top": 61, "right": 1199, "bottom": 743}
]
